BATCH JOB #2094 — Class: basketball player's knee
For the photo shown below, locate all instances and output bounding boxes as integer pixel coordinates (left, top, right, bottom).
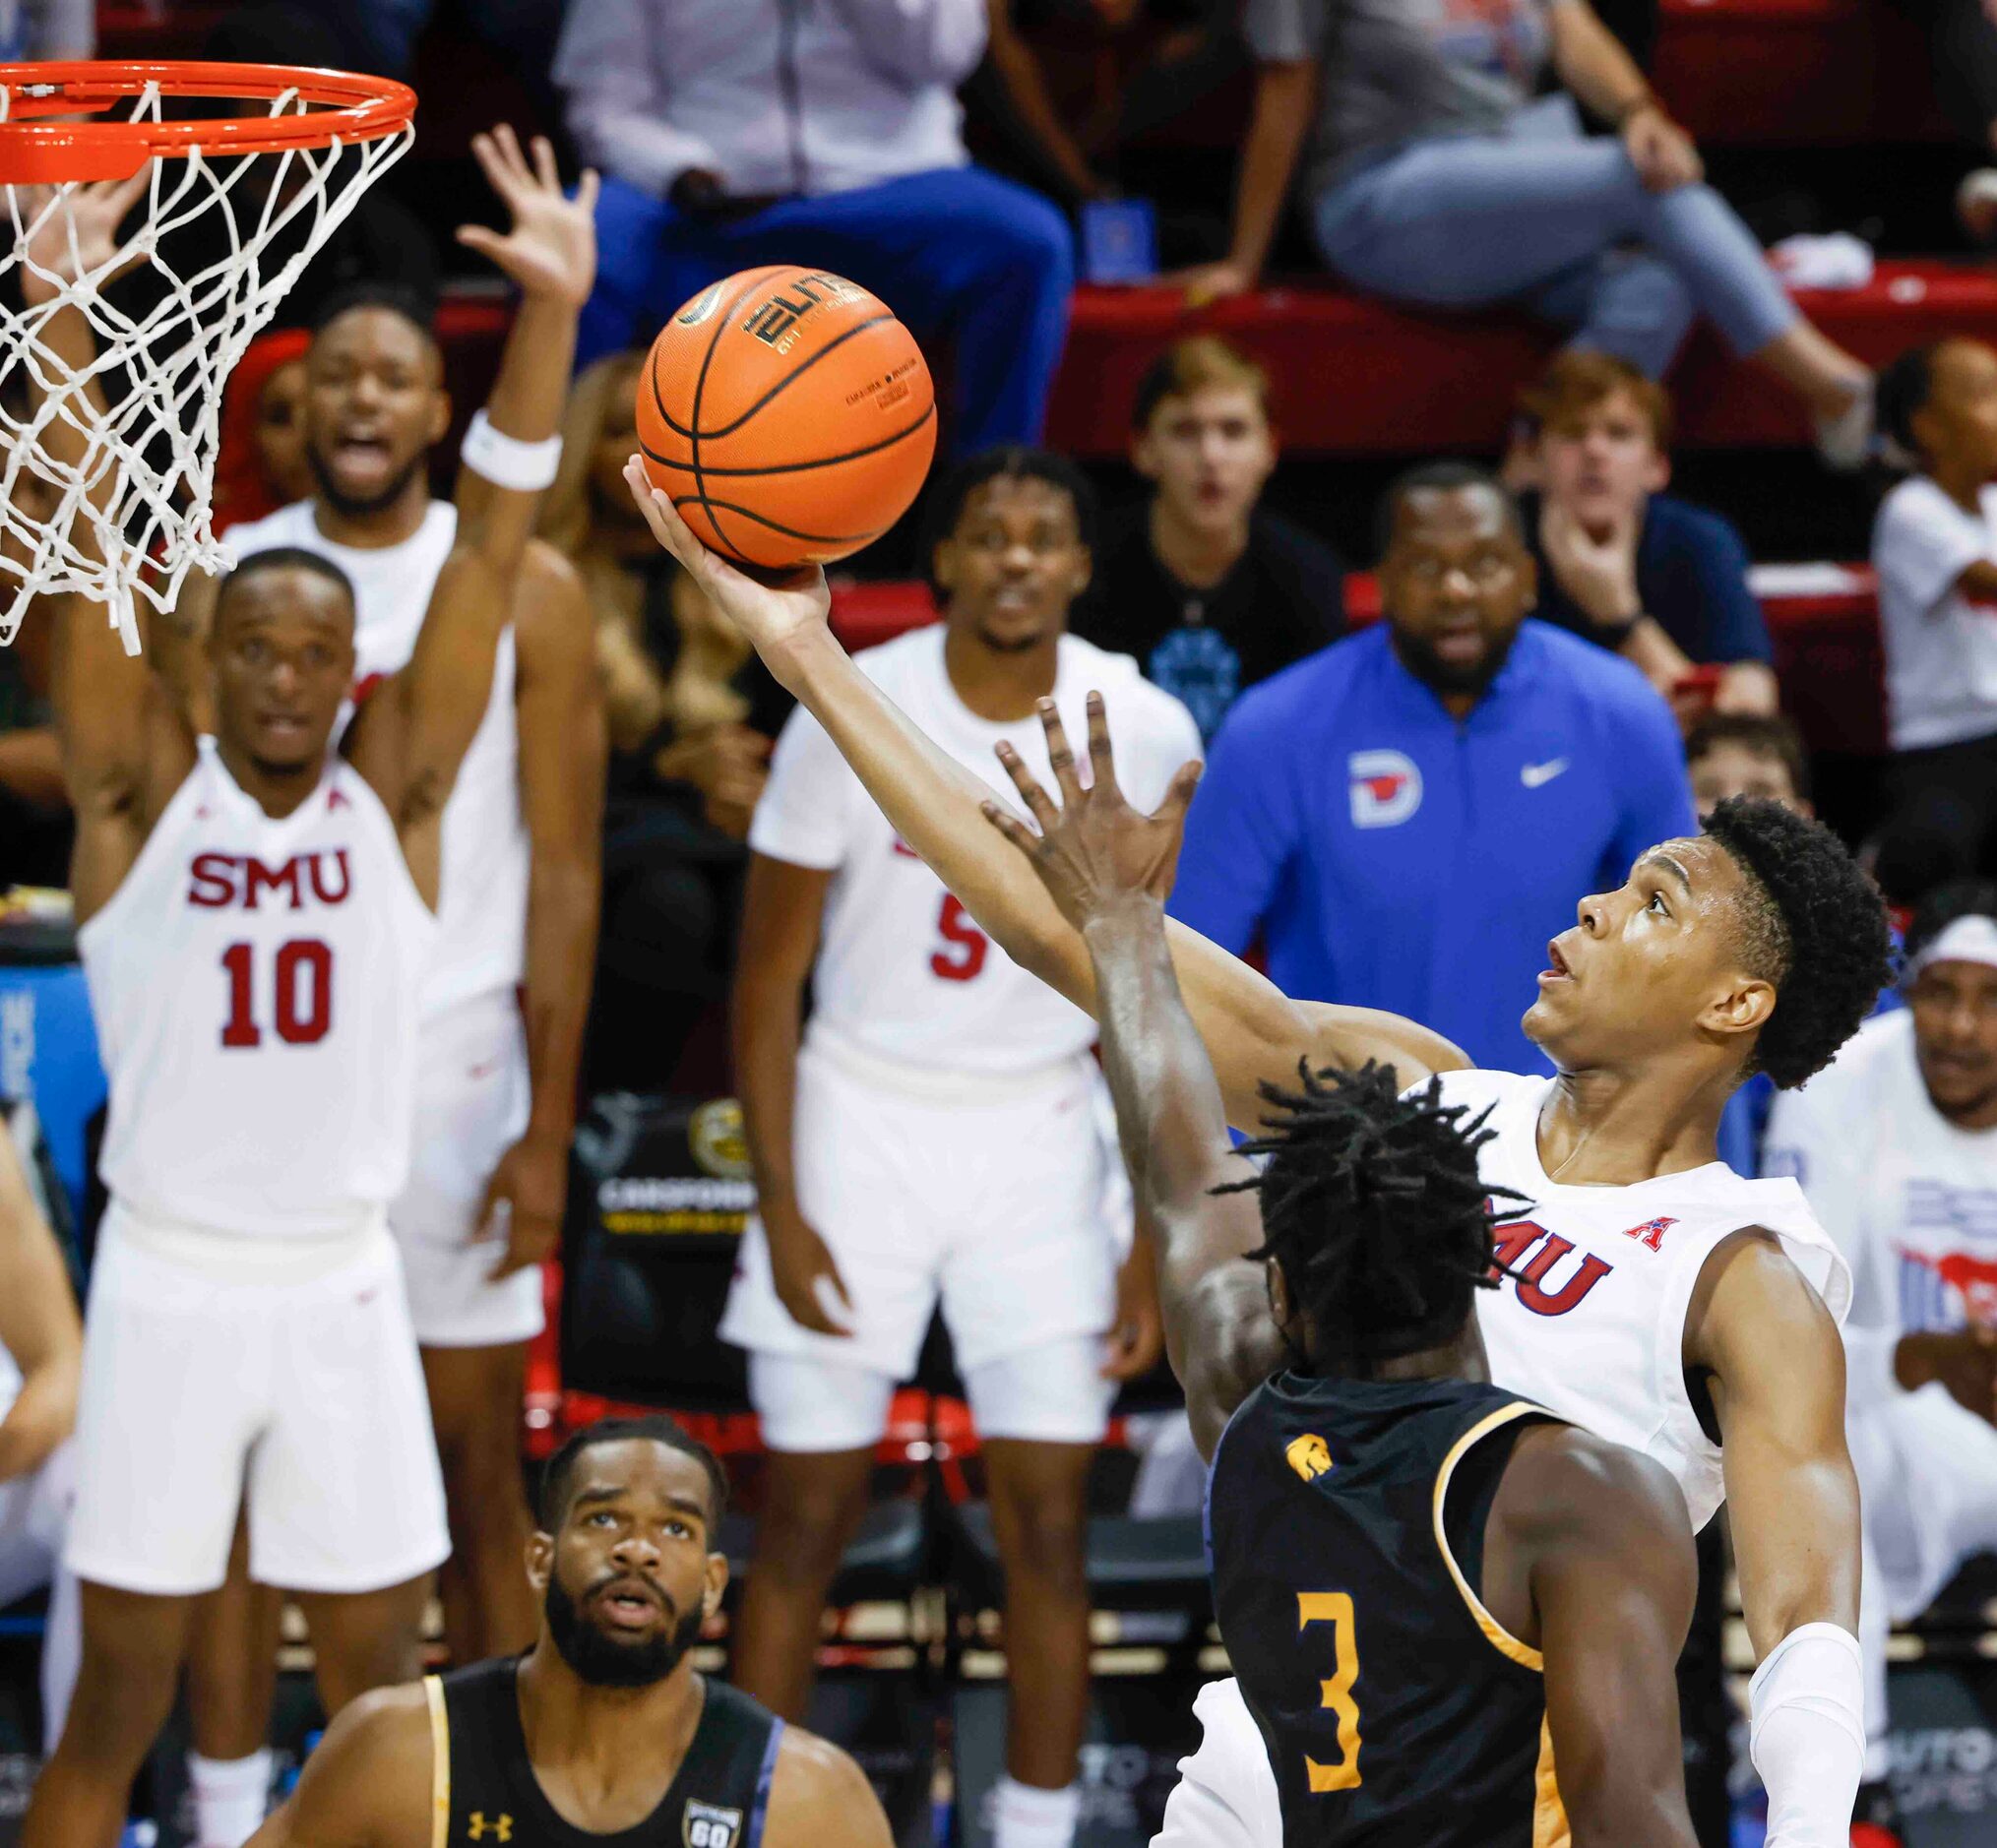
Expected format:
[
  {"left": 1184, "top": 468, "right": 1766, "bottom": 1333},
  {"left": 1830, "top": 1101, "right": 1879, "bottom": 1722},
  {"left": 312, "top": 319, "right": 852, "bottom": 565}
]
[
  {"left": 994, "top": 1495, "right": 1088, "bottom": 1599},
  {"left": 752, "top": 1479, "right": 866, "bottom": 1580},
  {"left": 60, "top": 1643, "right": 178, "bottom": 1755}
]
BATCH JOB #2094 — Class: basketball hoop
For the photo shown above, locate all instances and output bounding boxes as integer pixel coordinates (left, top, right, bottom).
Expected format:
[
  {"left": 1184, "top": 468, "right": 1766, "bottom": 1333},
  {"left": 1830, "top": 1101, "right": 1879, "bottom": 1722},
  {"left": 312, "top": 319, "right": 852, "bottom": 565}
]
[{"left": 0, "top": 62, "right": 417, "bottom": 650}]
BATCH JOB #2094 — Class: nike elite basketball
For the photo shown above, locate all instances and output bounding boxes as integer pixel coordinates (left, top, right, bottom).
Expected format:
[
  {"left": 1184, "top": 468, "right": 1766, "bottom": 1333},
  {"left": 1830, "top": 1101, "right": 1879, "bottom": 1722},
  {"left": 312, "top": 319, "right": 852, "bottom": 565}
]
[{"left": 636, "top": 266, "right": 937, "bottom": 570}]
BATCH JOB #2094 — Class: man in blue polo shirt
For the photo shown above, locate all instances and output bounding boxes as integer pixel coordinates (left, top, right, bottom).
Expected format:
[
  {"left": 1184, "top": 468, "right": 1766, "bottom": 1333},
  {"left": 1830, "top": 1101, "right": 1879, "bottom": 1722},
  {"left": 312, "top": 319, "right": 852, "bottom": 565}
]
[{"left": 1169, "top": 460, "right": 1695, "bottom": 1075}]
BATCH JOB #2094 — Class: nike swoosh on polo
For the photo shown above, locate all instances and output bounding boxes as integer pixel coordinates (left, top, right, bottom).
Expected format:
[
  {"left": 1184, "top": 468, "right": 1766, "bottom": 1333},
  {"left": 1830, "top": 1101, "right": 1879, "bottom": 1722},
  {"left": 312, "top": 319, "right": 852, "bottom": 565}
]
[{"left": 1521, "top": 758, "right": 1570, "bottom": 788}]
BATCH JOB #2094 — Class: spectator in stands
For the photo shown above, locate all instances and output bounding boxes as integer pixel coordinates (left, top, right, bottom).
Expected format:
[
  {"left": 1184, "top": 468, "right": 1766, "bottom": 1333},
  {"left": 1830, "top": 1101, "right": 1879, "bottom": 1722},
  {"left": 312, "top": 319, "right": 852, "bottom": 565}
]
[
  {"left": 0, "top": 1122, "right": 83, "bottom": 1755},
  {"left": 1180, "top": 0, "right": 1876, "bottom": 464},
  {"left": 1763, "top": 880, "right": 1997, "bottom": 1841},
  {"left": 1515, "top": 351, "right": 1778, "bottom": 725},
  {"left": 540, "top": 353, "right": 788, "bottom": 1088},
  {"left": 1169, "top": 461, "right": 1694, "bottom": 1074},
  {"left": 979, "top": 0, "right": 1246, "bottom": 213},
  {"left": 552, "top": 0, "right": 1073, "bottom": 450},
  {"left": 1685, "top": 713, "right": 1812, "bottom": 1175},
  {"left": 1076, "top": 337, "right": 1342, "bottom": 740},
  {"left": 1871, "top": 340, "right": 1997, "bottom": 903},
  {"left": 249, "top": 358, "right": 314, "bottom": 511},
  {"left": 0, "top": 0, "right": 91, "bottom": 59}
]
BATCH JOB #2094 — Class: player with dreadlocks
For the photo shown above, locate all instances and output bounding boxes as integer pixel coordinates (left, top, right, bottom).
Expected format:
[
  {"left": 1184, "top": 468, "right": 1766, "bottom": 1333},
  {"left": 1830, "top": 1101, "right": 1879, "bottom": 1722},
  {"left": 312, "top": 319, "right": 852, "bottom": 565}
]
[
  {"left": 625, "top": 469, "right": 1894, "bottom": 1848},
  {"left": 978, "top": 710, "right": 1702, "bottom": 1844}
]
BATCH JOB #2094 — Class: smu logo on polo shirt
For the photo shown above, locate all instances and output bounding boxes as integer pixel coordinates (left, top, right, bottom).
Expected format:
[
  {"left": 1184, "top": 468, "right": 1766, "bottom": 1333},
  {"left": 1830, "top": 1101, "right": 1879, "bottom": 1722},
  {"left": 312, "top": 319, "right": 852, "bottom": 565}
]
[{"left": 1348, "top": 750, "right": 1422, "bottom": 829}]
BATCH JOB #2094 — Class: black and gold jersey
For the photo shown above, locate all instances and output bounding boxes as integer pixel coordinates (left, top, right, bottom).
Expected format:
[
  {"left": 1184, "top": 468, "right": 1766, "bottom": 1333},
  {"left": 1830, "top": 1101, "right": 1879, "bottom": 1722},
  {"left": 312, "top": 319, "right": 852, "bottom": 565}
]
[
  {"left": 423, "top": 1659, "right": 781, "bottom": 1848},
  {"left": 1206, "top": 1372, "right": 1568, "bottom": 1847}
]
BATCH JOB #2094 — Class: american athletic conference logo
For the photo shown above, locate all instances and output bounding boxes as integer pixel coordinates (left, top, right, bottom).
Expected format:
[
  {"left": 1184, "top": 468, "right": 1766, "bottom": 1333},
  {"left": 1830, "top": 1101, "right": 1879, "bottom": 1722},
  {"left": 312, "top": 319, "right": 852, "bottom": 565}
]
[{"left": 1348, "top": 750, "right": 1422, "bottom": 829}]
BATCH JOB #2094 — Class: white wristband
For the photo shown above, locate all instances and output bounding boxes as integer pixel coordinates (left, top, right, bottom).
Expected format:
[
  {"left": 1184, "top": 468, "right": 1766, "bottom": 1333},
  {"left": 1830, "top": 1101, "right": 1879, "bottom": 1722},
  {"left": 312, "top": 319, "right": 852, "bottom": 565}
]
[{"left": 461, "top": 408, "right": 562, "bottom": 492}]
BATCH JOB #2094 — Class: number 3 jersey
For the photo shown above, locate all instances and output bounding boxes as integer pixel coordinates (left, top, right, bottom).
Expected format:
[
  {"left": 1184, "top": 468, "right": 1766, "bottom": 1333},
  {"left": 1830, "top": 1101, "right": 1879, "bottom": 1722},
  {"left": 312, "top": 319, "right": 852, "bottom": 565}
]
[
  {"left": 79, "top": 737, "right": 434, "bottom": 1238},
  {"left": 747, "top": 625, "right": 1202, "bottom": 1077},
  {"left": 1207, "top": 1373, "right": 1563, "bottom": 1848}
]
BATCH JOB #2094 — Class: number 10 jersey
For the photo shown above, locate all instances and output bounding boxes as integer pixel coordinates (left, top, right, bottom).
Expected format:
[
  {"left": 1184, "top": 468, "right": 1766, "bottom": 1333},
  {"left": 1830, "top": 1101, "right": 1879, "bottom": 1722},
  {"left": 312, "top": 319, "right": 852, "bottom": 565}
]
[{"left": 79, "top": 737, "right": 434, "bottom": 1239}]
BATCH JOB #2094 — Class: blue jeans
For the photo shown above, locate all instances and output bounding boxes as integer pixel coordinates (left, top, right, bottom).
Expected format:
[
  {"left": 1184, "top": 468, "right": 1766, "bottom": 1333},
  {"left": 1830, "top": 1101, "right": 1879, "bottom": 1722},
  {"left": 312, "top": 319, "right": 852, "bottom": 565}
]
[
  {"left": 580, "top": 167, "right": 1075, "bottom": 453},
  {"left": 1313, "top": 128, "right": 1799, "bottom": 377}
]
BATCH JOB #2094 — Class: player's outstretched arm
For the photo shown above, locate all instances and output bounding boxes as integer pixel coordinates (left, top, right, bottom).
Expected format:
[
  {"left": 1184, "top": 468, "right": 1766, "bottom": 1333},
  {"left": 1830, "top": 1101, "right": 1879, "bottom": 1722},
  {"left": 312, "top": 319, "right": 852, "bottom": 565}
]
[
  {"left": 1690, "top": 1232, "right": 1866, "bottom": 1848},
  {"left": 0, "top": 1132, "right": 80, "bottom": 1486},
  {"left": 985, "top": 697, "right": 1284, "bottom": 1454},
  {"left": 352, "top": 128, "right": 597, "bottom": 890},
  {"left": 621, "top": 471, "right": 1465, "bottom": 1124},
  {"left": 762, "top": 1726, "right": 895, "bottom": 1848},
  {"left": 247, "top": 1684, "right": 432, "bottom": 1848},
  {"left": 1498, "top": 1427, "right": 1700, "bottom": 1848}
]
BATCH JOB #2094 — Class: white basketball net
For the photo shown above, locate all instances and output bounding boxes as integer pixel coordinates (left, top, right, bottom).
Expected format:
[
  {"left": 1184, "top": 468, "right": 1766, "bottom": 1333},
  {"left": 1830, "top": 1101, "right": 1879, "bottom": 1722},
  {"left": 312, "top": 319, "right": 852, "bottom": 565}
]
[{"left": 0, "top": 82, "right": 413, "bottom": 650}]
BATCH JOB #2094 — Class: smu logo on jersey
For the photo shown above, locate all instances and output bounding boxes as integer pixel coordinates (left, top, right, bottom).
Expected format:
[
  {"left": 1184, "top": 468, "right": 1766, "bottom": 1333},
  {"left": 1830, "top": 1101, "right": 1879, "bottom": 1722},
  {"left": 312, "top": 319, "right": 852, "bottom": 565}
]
[
  {"left": 1347, "top": 750, "right": 1422, "bottom": 829},
  {"left": 1490, "top": 1218, "right": 1614, "bottom": 1316},
  {"left": 186, "top": 849, "right": 352, "bottom": 911}
]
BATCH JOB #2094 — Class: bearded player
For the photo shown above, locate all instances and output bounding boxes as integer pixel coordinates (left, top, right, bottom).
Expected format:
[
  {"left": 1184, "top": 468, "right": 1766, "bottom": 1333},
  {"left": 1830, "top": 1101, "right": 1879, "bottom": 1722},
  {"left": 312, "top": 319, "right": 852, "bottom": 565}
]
[
  {"left": 624, "top": 462, "right": 1892, "bottom": 1848},
  {"left": 248, "top": 1418, "right": 892, "bottom": 1848},
  {"left": 17, "top": 135, "right": 595, "bottom": 1848}
]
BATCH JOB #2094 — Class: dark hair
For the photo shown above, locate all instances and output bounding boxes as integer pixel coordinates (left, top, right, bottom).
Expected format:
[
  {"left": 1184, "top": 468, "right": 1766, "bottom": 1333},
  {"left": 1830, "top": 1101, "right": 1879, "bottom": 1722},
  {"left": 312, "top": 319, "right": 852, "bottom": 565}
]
[
  {"left": 1702, "top": 796, "right": 1893, "bottom": 1087},
  {"left": 923, "top": 445, "right": 1097, "bottom": 590},
  {"left": 1903, "top": 878, "right": 1997, "bottom": 966},
  {"left": 1373, "top": 460, "right": 1522, "bottom": 561},
  {"left": 536, "top": 1414, "right": 730, "bottom": 1534},
  {"left": 216, "top": 546, "right": 355, "bottom": 622},
  {"left": 310, "top": 279, "right": 440, "bottom": 347},
  {"left": 1130, "top": 337, "right": 1271, "bottom": 432},
  {"left": 1683, "top": 711, "right": 1812, "bottom": 804},
  {"left": 1876, "top": 343, "right": 1942, "bottom": 469},
  {"left": 1217, "top": 1062, "right": 1527, "bottom": 1370}
]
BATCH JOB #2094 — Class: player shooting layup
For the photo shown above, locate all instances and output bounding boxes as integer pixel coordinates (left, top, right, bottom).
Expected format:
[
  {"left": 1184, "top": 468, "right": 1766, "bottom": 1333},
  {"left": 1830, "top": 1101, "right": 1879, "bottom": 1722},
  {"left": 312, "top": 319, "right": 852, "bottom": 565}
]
[
  {"left": 17, "top": 132, "right": 595, "bottom": 1848},
  {"left": 986, "top": 698, "right": 1703, "bottom": 1845},
  {"left": 625, "top": 463, "right": 1895, "bottom": 1847}
]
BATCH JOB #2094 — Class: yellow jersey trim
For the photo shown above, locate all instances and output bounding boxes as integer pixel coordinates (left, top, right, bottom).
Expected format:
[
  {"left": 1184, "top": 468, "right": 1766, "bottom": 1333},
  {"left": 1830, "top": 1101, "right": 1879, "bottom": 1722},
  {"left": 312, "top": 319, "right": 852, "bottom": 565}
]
[
  {"left": 424, "top": 1675, "right": 451, "bottom": 1848},
  {"left": 1430, "top": 1400, "right": 1547, "bottom": 1673},
  {"left": 1533, "top": 1714, "right": 1571, "bottom": 1848}
]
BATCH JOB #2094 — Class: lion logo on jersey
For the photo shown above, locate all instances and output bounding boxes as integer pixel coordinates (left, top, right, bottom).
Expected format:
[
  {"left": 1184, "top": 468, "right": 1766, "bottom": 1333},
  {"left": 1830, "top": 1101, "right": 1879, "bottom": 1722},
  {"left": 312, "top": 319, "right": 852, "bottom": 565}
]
[{"left": 1286, "top": 1434, "right": 1334, "bottom": 1482}]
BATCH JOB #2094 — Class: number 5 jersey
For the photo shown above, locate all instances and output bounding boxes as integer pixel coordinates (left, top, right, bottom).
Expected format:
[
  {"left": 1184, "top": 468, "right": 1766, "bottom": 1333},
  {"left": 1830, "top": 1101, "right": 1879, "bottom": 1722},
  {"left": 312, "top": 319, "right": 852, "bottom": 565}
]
[{"left": 79, "top": 736, "right": 433, "bottom": 1238}]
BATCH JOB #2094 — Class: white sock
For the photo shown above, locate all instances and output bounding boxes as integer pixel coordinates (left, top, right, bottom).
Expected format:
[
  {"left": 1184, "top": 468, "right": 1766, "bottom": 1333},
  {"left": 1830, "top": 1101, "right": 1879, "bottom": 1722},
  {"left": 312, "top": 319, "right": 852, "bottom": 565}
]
[
  {"left": 991, "top": 1774, "right": 1082, "bottom": 1848},
  {"left": 188, "top": 1749, "right": 273, "bottom": 1848}
]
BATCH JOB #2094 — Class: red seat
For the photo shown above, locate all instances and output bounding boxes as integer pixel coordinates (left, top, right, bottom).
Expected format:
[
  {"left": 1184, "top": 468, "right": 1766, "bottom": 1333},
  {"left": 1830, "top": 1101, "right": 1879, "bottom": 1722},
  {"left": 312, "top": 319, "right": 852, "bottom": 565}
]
[{"left": 1049, "top": 267, "right": 1997, "bottom": 459}]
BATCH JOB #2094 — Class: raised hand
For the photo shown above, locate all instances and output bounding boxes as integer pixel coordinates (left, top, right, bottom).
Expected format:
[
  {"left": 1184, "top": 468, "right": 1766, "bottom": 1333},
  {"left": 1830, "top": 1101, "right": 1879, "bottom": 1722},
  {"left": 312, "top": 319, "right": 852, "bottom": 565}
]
[
  {"left": 16, "top": 167, "right": 153, "bottom": 308},
  {"left": 456, "top": 125, "right": 599, "bottom": 307},
  {"left": 621, "top": 456, "right": 834, "bottom": 663},
  {"left": 982, "top": 693, "right": 1202, "bottom": 935}
]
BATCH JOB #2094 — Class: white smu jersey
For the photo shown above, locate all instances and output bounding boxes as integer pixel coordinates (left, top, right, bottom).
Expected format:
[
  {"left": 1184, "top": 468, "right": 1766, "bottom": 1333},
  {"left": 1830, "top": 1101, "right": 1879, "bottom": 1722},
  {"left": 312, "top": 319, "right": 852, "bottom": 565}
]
[
  {"left": 79, "top": 739, "right": 435, "bottom": 1238},
  {"left": 226, "top": 500, "right": 527, "bottom": 1015},
  {"left": 1440, "top": 1068, "right": 1851, "bottom": 1530},
  {"left": 750, "top": 627, "right": 1204, "bottom": 1076}
]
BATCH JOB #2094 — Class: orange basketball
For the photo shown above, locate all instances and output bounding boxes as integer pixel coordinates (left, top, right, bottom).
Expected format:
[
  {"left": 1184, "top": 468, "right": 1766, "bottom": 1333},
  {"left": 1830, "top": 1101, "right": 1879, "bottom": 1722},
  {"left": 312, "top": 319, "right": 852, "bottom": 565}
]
[{"left": 635, "top": 266, "right": 937, "bottom": 570}]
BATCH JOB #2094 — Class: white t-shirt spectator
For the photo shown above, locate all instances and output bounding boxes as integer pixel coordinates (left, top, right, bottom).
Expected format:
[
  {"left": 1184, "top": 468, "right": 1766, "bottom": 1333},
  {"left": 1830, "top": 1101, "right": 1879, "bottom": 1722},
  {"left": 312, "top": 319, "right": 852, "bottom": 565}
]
[
  {"left": 749, "top": 625, "right": 1201, "bottom": 1076},
  {"left": 1763, "top": 1009, "right": 1997, "bottom": 1616},
  {"left": 1872, "top": 475, "right": 1997, "bottom": 751}
]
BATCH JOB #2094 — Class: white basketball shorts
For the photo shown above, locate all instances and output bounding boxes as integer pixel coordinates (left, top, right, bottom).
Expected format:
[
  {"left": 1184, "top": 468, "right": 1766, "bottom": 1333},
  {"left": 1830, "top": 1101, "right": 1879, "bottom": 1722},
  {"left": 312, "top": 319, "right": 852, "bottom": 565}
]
[
  {"left": 392, "top": 990, "right": 542, "bottom": 1349},
  {"left": 65, "top": 1204, "right": 451, "bottom": 1596},
  {"left": 1153, "top": 1678, "right": 1283, "bottom": 1848},
  {"left": 718, "top": 1034, "right": 1129, "bottom": 1451}
]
